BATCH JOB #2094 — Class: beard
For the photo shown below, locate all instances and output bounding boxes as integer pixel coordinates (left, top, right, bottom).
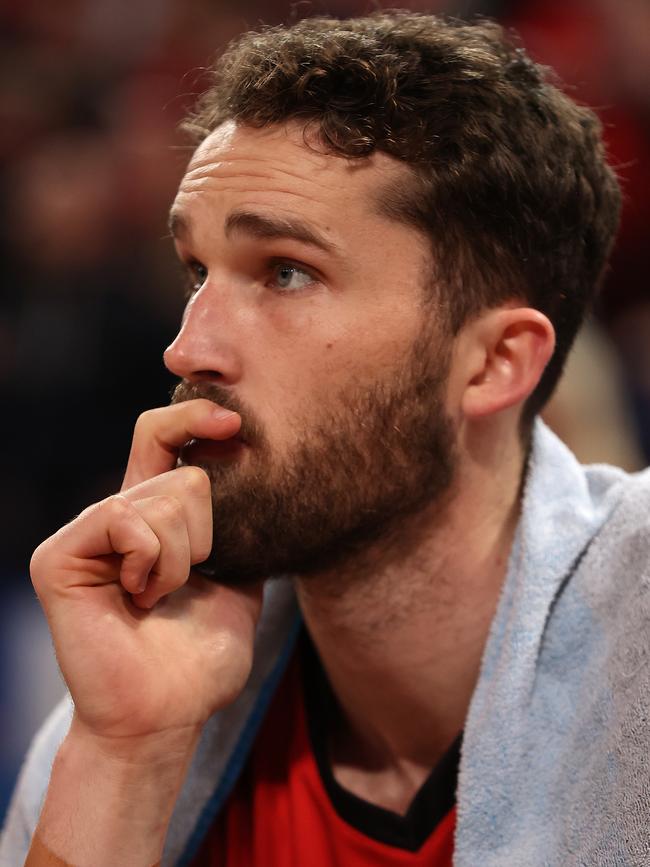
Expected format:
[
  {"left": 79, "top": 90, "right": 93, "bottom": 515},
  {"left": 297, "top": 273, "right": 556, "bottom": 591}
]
[{"left": 171, "top": 322, "right": 457, "bottom": 586}]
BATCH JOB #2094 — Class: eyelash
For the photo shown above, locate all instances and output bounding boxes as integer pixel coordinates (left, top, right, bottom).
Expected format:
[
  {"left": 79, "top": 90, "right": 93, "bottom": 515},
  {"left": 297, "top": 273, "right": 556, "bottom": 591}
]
[
  {"left": 182, "top": 259, "right": 318, "bottom": 299},
  {"left": 184, "top": 261, "right": 207, "bottom": 299}
]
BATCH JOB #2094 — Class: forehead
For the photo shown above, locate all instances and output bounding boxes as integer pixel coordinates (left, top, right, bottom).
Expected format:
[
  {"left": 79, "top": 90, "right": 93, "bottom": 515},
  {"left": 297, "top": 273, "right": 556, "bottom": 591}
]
[{"left": 173, "top": 120, "right": 415, "bottom": 235}]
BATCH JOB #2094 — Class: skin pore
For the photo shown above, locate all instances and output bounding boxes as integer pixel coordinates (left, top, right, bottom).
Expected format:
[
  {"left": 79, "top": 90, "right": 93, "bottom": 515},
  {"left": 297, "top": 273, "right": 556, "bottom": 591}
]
[{"left": 164, "top": 120, "right": 554, "bottom": 814}]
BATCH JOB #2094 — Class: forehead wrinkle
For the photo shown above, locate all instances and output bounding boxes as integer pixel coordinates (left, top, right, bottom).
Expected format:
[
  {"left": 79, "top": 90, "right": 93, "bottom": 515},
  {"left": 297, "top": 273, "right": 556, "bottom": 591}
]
[
  {"left": 181, "top": 155, "right": 332, "bottom": 196},
  {"left": 176, "top": 178, "right": 328, "bottom": 208},
  {"left": 185, "top": 149, "right": 334, "bottom": 187},
  {"left": 182, "top": 164, "right": 333, "bottom": 193},
  {"left": 183, "top": 166, "right": 275, "bottom": 184}
]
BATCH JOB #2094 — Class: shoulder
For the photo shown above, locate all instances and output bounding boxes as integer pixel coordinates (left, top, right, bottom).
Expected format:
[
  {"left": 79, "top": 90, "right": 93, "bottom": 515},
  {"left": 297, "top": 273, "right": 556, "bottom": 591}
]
[
  {"left": 575, "top": 465, "right": 650, "bottom": 659},
  {"left": 0, "top": 696, "right": 73, "bottom": 866},
  {"left": 583, "top": 463, "right": 650, "bottom": 575}
]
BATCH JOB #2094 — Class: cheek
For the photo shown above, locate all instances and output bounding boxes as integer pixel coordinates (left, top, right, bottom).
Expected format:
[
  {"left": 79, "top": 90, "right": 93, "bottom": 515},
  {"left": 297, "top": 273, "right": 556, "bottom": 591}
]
[
  {"left": 248, "top": 297, "right": 423, "bottom": 441},
  {"left": 257, "top": 299, "right": 355, "bottom": 384}
]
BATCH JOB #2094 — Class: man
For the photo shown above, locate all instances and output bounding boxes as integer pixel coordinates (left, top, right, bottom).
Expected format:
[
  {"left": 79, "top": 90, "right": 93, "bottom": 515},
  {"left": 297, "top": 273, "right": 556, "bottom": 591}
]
[{"left": 1, "top": 11, "right": 647, "bottom": 866}]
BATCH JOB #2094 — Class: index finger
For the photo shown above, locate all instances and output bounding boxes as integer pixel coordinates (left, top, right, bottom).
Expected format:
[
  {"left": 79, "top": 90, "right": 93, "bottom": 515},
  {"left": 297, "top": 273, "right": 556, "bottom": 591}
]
[{"left": 121, "top": 400, "right": 241, "bottom": 490}]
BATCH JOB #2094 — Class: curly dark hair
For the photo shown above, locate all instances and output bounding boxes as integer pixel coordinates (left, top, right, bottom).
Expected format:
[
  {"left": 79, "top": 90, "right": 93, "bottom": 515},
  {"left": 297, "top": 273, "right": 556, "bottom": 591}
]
[{"left": 183, "top": 12, "right": 621, "bottom": 424}]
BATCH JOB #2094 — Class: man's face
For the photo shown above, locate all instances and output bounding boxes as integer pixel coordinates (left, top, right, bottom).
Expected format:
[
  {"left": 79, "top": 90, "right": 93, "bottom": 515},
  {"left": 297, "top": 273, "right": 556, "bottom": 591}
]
[{"left": 165, "top": 121, "right": 457, "bottom": 584}]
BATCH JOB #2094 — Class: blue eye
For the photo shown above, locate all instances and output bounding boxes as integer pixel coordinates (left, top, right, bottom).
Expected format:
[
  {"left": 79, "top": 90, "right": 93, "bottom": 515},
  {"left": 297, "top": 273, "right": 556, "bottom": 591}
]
[{"left": 272, "top": 263, "right": 314, "bottom": 292}]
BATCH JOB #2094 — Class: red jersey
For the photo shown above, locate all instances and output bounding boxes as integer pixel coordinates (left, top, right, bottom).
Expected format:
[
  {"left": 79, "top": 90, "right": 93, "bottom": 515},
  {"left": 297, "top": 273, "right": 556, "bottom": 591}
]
[{"left": 192, "top": 636, "right": 459, "bottom": 866}]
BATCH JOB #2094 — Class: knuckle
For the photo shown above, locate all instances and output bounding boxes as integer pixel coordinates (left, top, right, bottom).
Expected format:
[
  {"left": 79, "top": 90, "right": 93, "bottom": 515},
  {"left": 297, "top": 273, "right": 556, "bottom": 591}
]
[
  {"left": 103, "top": 494, "right": 134, "bottom": 521},
  {"left": 194, "top": 539, "right": 213, "bottom": 564},
  {"left": 133, "top": 408, "right": 159, "bottom": 437},
  {"left": 153, "top": 495, "right": 184, "bottom": 524},
  {"left": 141, "top": 535, "right": 161, "bottom": 563},
  {"left": 178, "top": 465, "right": 210, "bottom": 498}
]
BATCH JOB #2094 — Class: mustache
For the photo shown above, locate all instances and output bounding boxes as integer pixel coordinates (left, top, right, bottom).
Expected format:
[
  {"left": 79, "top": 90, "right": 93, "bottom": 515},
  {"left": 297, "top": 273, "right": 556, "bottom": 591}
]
[{"left": 170, "top": 380, "right": 265, "bottom": 447}]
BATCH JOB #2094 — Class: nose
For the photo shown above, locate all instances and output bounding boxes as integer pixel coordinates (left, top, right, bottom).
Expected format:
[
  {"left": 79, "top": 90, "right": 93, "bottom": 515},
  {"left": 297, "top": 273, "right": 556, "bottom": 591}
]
[{"left": 163, "top": 285, "right": 242, "bottom": 384}]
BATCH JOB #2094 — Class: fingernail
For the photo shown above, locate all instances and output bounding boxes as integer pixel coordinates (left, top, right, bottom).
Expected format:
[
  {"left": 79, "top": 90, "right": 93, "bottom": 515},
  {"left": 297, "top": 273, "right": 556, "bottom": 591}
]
[{"left": 212, "top": 407, "right": 238, "bottom": 420}]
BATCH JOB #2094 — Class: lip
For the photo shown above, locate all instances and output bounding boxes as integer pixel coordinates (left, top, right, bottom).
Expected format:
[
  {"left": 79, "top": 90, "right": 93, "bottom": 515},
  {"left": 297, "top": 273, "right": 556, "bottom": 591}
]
[{"left": 180, "top": 436, "right": 246, "bottom": 464}]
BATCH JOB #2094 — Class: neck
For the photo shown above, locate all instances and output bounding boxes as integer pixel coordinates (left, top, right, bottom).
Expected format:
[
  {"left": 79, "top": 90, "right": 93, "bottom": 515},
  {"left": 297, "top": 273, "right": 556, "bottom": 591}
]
[{"left": 295, "top": 423, "right": 527, "bottom": 784}]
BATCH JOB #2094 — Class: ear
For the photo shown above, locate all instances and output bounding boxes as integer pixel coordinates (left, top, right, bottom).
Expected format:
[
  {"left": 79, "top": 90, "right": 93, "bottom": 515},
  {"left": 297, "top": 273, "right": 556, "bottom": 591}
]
[{"left": 458, "top": 307, "right": 556, "bottom": 419}]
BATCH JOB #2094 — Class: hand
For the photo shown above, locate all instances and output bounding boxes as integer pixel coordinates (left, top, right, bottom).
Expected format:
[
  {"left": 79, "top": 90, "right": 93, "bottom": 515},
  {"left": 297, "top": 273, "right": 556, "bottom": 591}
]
[
  {"left": 26, "top": 399, "right": 261, "bottom": 867},
  {"left": 30, "top": 399, "right": 263, "bottom": 747}
]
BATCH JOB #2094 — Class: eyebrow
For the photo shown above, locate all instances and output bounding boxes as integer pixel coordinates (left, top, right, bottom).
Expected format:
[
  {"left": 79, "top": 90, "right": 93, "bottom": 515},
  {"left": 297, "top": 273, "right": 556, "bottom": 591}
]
[
  {"left": 168, "top": 207, "right": 339, "bottom": 256},
  {"left": 224, "top": 209, "right": 338, "bottom": 255},
  {"left": 168, "top": 210, "right": 189, "bottom": 239}
]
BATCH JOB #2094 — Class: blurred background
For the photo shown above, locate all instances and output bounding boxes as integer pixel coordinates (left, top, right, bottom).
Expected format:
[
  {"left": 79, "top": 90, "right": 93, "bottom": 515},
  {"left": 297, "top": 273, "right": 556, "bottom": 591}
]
[{"left": 0, "top": 0, "right": 648, "bottom": 824}]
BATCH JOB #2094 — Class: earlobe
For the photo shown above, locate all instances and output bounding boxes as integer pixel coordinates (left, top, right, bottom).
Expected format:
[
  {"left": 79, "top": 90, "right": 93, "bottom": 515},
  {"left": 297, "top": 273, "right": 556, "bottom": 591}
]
[{"left": 461, "top": 308, "right": 556, "bottom": 420}]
